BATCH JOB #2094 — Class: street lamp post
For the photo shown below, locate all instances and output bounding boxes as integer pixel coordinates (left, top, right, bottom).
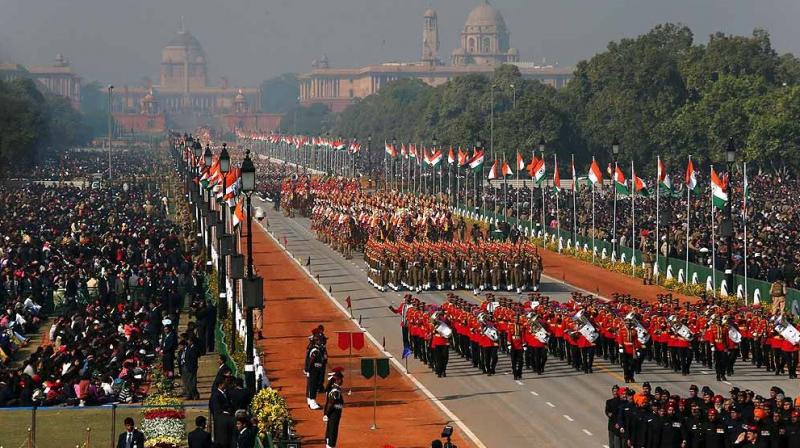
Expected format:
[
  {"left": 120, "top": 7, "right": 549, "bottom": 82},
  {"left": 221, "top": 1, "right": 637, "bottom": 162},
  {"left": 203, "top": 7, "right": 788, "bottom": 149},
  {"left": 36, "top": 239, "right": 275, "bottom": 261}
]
[
  {"left": 724, "top": 140, "right": 736, "bottom": 294},
  {"left": 218, "top": 144, "right": 231, "bottom": 323},
  {"left": 107, "top": 85, "right": 114, "bottom": 181},
  {"left": 611, "top": 137, "right": 620, "bottom": 258},
  {"left": 240, "top": 150, "right": 258, "bottom": 394},
  {"left": 433, "top": 135, "right": 439, "bottom": 195},
  {"left": 538, "top": 138, "right": 546, "bottom": 240},
  {"left": 203, "top": 145, "right": 213, "bottom": 269},
  {"left": 367, "top": 134, "right": 372, "bottom": 175}
]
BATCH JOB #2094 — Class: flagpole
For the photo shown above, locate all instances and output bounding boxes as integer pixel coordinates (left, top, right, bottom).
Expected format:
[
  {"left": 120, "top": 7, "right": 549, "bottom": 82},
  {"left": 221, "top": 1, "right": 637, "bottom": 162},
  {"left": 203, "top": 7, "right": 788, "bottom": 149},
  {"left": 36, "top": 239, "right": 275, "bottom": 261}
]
[
  {"left": 456, "top": 160, "right": 460, "bottom": 211},
  {"left": 656, "top": 156, "right": 661, "bottom": 280},
  {"left": 540, "top": 149, "right": 546, "bottom": 248},
  {"left": 631, "top": 160, "right": 636, "bottom": 274},
  {"left": 530, "top": 149, "right": 535, "bottom": 236},
  {"left": 503, "top": 155, "right": 508, "bottom": 223},
  {"left": 572, "top": 154, "right": 577, "bottom": 250},
  {"left": 383, "top": 146, "right": 388, "bottom": 192},
  {"left": 592, "top": 176, "right": 596, "bottom": 263},
  {"left": 555, "top": 154, "right": 561, "bottom": 253},
  {"left": 612, "top": 161, "right": 618, "bottom": 259},
  {"left": 743, "top": 162, "right": 748, "bottom": 305},
  {"left": 710, "top": 164, "right": 717, "bottom": 297},
  {"left": 686, "top": 156, "right": 691, "bottom": 284},
  {"left": 516, "top": 153, "right": 521, "bottom": 226}
]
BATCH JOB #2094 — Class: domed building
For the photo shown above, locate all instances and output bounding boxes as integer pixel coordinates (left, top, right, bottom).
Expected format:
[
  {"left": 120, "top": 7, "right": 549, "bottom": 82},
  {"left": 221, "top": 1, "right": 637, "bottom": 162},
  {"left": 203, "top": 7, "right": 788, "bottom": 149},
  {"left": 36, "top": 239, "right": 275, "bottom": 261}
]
[
  {"left": 452, "top": 1, "right": 519, "bottom": 66},
  {"left": 299, "top": 2, "right": 571, "bottom": 112},
  {"left": 112, "top": 22, "right": 281, "bottom": 134}
]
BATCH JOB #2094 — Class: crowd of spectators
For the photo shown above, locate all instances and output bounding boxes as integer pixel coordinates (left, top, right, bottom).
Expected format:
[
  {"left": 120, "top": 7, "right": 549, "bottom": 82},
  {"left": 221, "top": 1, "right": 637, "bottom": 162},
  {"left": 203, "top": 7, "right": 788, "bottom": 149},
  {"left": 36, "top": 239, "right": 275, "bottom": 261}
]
[{"left": 0, "top": 148, "right": 202, "bottom": 407}]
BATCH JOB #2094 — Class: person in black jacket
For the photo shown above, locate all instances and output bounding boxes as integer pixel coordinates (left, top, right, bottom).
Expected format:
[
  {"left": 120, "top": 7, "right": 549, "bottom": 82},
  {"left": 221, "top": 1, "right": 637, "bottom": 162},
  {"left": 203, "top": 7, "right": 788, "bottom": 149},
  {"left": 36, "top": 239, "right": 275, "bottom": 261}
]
[
  {"left": 188, "top": 416, "right": 213, "bottom": 448},
  {"left": 117, "top": 417, "right": 145, "bottom": 448},
  {"left": 702, "top": 408, "right": 726, "bottom": 448},
  {"left": 235, "top": 414, "right": 257, "bottom": 448},
  {"left": 658, "top": 405, "right": 687, "bottom": 448},
  {"left": 605, "top": 385, "right": 621, "bottom": 448},
  {"left": 209, "top": 380, "right": 234, "bottom": 448},
  {"left": 160, "top": 321, "right": 178, "bottom": 377},
  {"left": 181, "top": 336, "right": 200, "bottom": 399}
]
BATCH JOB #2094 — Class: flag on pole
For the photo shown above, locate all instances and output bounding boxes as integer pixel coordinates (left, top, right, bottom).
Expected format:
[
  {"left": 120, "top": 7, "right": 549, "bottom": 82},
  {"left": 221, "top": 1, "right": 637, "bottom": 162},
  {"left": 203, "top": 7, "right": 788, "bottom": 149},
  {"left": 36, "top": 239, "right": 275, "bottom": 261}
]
[
  {"left": 409, "top": 144, "right": 417, "bottom": 159},
  {"left": 614, "top": 165, "right": 629, "bottom": 195},
  {"left": 487, "top": 160, "right": 499, "bottom": 180},
  {"left": 606, "top": 163, "right": 613, "bottom": 177},
  {"left": 457, "top": 148, "right": 468, "bottom": 166},
  {"left": 501, "top": 160, "right": 513, "bottom": 177},
  {"left": 685, "top": 156, "right": 699, "bottom": 194},
  {"left": 467, "top": 149, "right": 485, "bottom": 170},
  {"left": 426, "top": 149, "right": 443, "bottom": 167},
  {"left": 571, "top": 157, "right": 577, "bottom": 191},
  {"left": 553, "top": 155, "right": 561, "bottom": 192},
  {"left": 633, "top": 167, "right": 649, "bottom": 196},
  {"left": 743, "top": 166, "right": 749, "bottom": 211},
  {"left": 657, "top": 156, "right": 672, "bottom": 192},
  {"left": 527, "top": 157, "right": 545, "bottom": 184},
  {"left": 232, "top": 198, "right": 245, "bottom": 228},
  {"left": 517, "top": 152, "right": 525, "bottom": 171},
  {"left": 588, "top": 158, "right": 603, "bottom": 186},
  {"left": 400, "top": 143, "right": 408, "bottom": 158},
  {"left": 385, "top": 141, "right": 397, "bottom": 158},
  {"left": 710, "top": 167, "right": 728, "bottom": 208},
  {"left": 448, "top": 147, "right": 456, "bottom": 165}
]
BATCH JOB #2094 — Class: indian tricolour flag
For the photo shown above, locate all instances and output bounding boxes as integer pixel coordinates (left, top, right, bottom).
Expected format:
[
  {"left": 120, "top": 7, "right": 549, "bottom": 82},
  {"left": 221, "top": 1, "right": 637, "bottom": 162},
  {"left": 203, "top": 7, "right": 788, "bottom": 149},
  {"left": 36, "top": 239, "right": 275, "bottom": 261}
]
[
  {"left": 710, "top": 166, "right": 728, "bottom": 208},
  {"left": 517, "top": 152, "right": 526, "bottom": 171},
  {"left": 614, "top": 165, "right": 629, "bottom": 195},
  {"left": 553, "top": 155, "right": 561, "bottom": 192},
  {"left": 588, "top": 158, "right": 602, "bottom": 186},
  {"left": 501, "top": 160, "right": 512, "bottom": 177},
  {"left": 685, "top": 156, "right": 699, "bottom": 194},
  {"left": 528, "top": 157, "right": 545, "bottom": 184},
  {"left": 468, "top": 149, "right": 485, "bottom": 170},
  {"left": 487, "top": 160, "right": 499, "bottom": 180},
  {"left": 448, "top": 147, "right": 456, "bottom": 165},
  {"left": 633, "top": 168, "right": 649, "bottom": 197},
  {"left": 657, "top": 156, "right": 672, "bottom": 192},
  {"left": 427, "top": 149, "right": 443, "bottom": 167}
]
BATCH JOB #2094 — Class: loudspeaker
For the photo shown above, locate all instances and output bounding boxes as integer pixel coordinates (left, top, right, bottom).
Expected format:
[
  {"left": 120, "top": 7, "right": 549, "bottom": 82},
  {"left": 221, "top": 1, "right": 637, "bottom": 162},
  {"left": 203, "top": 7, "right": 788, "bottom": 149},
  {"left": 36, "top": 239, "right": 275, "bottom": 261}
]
[{"left": 244, "top": 277, "right": 264, "bottom": 308}]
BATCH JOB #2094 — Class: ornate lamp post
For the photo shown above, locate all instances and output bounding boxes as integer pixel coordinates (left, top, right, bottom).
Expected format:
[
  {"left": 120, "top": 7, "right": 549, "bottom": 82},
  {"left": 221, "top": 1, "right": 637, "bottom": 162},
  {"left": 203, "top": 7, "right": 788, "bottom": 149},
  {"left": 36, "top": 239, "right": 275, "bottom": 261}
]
[
  {"left": 723, "top": 140, "right": 736, "bottom": 293},
  {"left": 240, "top": 150, "right": 260, "bottom": 394}
]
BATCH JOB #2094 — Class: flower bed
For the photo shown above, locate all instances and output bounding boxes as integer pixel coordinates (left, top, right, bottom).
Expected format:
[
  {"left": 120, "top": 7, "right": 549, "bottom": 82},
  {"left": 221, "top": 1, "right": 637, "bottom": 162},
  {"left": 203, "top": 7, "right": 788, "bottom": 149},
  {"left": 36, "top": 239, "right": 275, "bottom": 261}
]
[{"left": 141, "top": 395, "right": 185, "bottom": 448}]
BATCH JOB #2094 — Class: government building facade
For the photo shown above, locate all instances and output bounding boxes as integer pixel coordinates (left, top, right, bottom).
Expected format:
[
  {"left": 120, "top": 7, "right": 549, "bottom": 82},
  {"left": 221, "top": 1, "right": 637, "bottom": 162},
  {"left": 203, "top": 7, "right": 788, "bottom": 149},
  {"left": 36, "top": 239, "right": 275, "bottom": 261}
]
[{"left": 299, "top": 1, "right": 573, "bottom": 112}]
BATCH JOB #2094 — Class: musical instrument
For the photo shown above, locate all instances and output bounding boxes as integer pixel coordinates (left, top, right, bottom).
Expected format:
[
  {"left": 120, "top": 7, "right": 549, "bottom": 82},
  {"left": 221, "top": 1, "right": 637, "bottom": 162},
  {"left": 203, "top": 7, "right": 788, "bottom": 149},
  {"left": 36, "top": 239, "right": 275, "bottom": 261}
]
[
  {"left": 722, "top": 316, "right": 742, "bottom": 344},
  {"left": 625, "top": 312, "right": 651, "bottom": 344},
  {"left": 668, "top": 315, "right": 693, "bottom": 341},
  {"left": 526, "top": 313, "right": 550, "bottom": 344},
  {"left": 436, "top": 323, "right": 453, "bottom": 339},
  {"left": 483, "top": 325, "right": 499, "bottom": 342},
  {"left": 572, "top": 310, "right": 599, "bottom": 343},
  {"left": 774, "top": 315, "right": 800, "bottom": 345}
]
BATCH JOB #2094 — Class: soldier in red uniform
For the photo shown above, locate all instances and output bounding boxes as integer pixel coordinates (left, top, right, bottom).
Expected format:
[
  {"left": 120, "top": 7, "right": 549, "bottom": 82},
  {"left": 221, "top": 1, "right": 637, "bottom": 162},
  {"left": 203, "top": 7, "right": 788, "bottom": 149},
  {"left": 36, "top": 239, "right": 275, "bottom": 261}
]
[
  {"left": 617, "top": 320, "right": 641, "bottom": 383},
  {"left": 507, "top": 317, "right": 525, "bottom": 380}
]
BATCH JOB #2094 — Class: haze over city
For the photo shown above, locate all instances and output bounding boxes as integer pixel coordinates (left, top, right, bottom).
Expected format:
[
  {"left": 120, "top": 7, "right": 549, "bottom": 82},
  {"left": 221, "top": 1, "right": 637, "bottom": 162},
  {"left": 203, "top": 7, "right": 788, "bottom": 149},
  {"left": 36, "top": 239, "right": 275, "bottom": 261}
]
[{"left": 3, "top": 0, "right": 800, "bottom": 86}]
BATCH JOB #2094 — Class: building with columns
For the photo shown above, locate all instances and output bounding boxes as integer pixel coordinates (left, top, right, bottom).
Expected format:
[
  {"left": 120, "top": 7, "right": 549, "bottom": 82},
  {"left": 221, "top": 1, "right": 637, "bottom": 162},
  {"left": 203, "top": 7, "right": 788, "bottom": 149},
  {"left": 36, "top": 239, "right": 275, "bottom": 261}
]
[
  {"left": 299, "top": 1, "right": 572, "bottom": 112},
  {"left": 113, "top": 22, "right": 281, "bottom": 134},
  {"left": 0, "top": 54, "right": 82, "bottom": 108}
]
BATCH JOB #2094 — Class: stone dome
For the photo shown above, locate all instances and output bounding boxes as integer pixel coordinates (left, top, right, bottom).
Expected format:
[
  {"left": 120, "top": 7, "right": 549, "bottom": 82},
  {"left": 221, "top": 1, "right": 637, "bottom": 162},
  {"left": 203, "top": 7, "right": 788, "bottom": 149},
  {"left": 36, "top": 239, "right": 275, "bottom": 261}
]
[
  {"left": 465, "top": 1, "right": 506, "bottom": 29},
  {"left": 162, "top": 30, "right": 206, "bottom": 64}
]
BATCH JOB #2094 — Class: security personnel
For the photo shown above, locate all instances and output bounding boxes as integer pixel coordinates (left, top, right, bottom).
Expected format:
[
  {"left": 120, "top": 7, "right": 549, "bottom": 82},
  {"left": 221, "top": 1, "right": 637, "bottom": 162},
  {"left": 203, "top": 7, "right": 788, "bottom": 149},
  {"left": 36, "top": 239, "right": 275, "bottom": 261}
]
[
  {"left": 323, "top": 369, "right": 345, "bottom": 448},
  {"left": 702, "top": 408, "right": 726, "bottom": 448},
  {"left": 305, "top": 336, "right": 325, "bottom": 410}
]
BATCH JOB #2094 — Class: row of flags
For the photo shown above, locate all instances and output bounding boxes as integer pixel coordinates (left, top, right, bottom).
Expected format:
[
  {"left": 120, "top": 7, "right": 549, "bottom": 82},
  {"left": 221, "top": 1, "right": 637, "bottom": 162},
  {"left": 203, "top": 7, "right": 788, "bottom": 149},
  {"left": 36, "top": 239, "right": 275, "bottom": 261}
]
[{"left": 186, "top": 146, "right": 247, "bottom": 229}]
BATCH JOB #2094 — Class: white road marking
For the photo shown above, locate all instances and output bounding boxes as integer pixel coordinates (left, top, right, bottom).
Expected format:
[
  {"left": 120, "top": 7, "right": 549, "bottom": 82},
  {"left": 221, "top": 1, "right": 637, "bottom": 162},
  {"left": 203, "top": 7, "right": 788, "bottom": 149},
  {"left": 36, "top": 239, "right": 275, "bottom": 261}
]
[
  {"left": 723, "top": 381, "right": 732, "bottom": 385},
  {"left": 546, "top": 401, "right": 555, "bottom": 408},
  {"left": 530, "top": 391, "right": 539, "bottom": 396},
  {"left": 515, "top": 380, "right": 524, "bottom": 385},
  {"left": 563, "top": 415, "right": 574, "bottom": 422},
  {"left": 582, "top": 429, "right": 593, "bottom": 436}
]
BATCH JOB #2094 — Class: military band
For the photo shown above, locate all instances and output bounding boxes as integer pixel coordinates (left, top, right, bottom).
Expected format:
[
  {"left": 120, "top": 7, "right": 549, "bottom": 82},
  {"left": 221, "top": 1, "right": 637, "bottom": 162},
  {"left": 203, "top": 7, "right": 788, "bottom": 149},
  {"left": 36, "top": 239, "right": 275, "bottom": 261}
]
[{"left": 388, "top": 291, "right": 800, "bottom": 382}]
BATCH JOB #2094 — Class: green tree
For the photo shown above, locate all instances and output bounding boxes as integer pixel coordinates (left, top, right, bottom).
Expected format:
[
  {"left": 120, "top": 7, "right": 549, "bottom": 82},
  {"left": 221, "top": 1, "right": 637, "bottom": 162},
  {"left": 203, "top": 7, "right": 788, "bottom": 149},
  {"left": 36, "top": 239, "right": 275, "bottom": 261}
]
[{"left": 260, "top": 73, "right": 300, "bottom": 113}]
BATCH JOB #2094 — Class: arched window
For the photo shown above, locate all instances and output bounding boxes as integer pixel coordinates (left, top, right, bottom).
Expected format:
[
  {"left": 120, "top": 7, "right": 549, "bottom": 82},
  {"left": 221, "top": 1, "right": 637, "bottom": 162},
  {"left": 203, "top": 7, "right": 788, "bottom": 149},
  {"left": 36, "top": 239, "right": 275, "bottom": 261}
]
[
  {"left": 468, "top": 37, "right": 476, "bottom": 53},
  {"left": 482, "top": 37, "right": 491, "bottom": 53}
]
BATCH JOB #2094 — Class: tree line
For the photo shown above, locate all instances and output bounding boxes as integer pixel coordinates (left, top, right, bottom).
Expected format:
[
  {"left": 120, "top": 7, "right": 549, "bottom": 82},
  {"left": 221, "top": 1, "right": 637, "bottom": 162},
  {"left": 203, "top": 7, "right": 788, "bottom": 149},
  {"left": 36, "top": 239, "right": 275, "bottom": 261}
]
[
  {"left": 0, "top": 78, "right": 94, "bottom": 173},
  {"left": 280, "top": 23, "right": 800, "bottom": 174}
]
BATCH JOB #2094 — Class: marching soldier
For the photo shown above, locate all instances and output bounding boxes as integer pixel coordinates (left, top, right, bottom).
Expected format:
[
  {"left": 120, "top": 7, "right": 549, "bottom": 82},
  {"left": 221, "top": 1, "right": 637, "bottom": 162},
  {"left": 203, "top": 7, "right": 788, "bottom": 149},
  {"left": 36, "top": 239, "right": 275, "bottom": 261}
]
[
  {"left": 708, "top": 316, "right": 729, "bottom": 382},
  {"left": 617, "top": 320, "right": 640, "bottom": 383},
  {"left": 508, "top": 316, "right": 525, "bottom": 379}
]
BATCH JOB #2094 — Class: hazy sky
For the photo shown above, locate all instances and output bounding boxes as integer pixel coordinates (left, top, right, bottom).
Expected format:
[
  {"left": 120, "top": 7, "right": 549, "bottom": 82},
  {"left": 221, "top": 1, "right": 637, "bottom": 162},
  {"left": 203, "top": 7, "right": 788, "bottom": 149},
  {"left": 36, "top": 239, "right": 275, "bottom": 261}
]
[{"left": 3, "top": 0, "right": 800, "bottom": 87}]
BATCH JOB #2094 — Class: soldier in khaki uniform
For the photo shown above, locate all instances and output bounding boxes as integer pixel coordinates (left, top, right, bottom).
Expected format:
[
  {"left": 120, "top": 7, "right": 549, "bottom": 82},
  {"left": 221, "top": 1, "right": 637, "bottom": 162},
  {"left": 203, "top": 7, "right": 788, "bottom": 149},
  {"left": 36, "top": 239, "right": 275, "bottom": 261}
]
[{"left": 770, "top": 278, "right": 786, "bottom": 314}]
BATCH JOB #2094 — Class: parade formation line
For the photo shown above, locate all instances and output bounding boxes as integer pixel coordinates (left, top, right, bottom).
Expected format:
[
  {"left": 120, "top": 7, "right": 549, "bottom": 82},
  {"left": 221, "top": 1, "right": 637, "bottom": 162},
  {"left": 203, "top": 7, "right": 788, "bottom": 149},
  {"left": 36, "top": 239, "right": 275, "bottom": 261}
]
[{"left": 249, "top": 219, "right": 474, "bottom": 447}]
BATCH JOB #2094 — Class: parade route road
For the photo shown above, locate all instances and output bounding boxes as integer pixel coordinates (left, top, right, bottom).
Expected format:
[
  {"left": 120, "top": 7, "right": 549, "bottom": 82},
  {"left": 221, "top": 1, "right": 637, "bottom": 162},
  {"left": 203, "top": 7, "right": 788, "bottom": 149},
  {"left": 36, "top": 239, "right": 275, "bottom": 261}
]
[{"left": 255, "top": 198, "right": 800, "bottom": 448}]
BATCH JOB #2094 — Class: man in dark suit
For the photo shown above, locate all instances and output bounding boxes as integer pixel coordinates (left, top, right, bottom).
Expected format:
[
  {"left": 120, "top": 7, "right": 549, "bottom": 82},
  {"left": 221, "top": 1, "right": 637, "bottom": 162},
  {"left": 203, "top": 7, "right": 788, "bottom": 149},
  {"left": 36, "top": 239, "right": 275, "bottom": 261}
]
[
  {"left": 160, "top": 322, "right": 178, "bottom": 377},
  {"left": 117, "top": 417, "right": 145, "bottom": 448},
  {"left": 188, "top": 416, "right": 213, "bottom": 448},
  {"left": 212, "top": 354, "right": 233, "bottom": 389},
  {"left": 235, "top": 414, "right": 257, "bottom": 448},
  {"left": 209, "top": 379, "right": 234, "bottom": 448},
  {"left": 181, "top": 336, "right": 200, "bottom": 399}
]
